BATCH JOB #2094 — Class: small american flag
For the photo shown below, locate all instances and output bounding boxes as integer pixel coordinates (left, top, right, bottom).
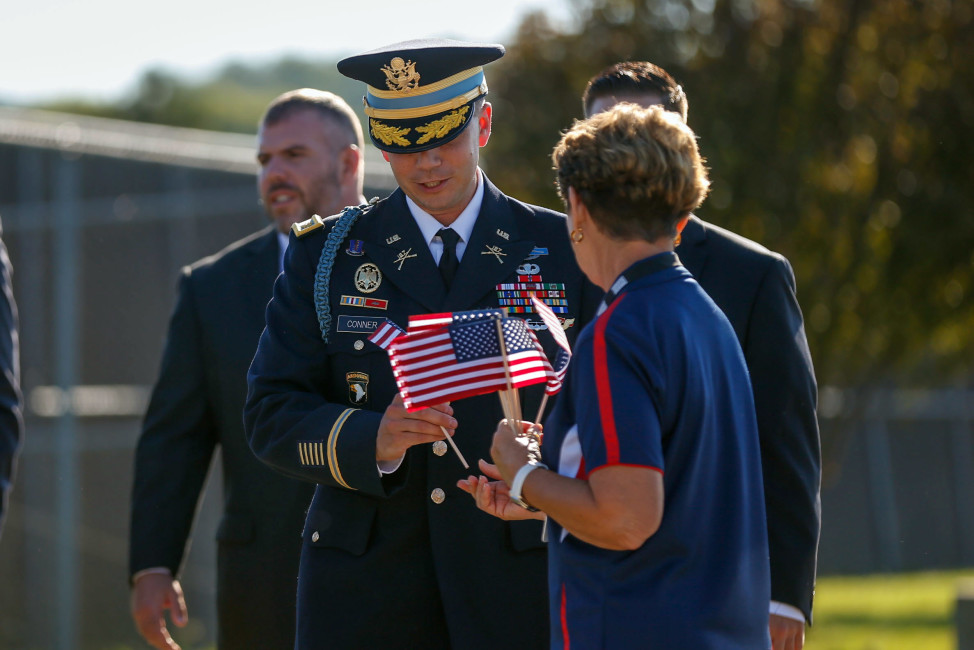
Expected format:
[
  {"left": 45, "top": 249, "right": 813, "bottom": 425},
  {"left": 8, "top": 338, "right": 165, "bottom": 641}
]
[
  {"left": 531, "top": 296, "right": 572, "bottom": 394},
  {"left": 530, "top": 296, "right": 570, "bottom": 353},
  {"left": 407, "top": 312, "right": 453, "bottom": 332},
  {"left": 407, "top": 309, "right": 504, "bottom": 332},
  {"left": 367, "top": 319, "right": 406, "bottom": 351},
  {"left": 390, "top": 315, "right": 552, "bottom": 411},
  {"left": 521, "top": 328, "right": 562, "bottom": 396}
]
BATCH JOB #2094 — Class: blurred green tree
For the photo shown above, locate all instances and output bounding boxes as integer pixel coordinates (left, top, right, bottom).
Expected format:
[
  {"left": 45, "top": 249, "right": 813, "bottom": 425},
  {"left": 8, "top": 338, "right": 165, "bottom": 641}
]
[
  {"left": 43, "top": 57, "right": 366, "bottom": 134},
  {"left": 31, "top": 0, "right": 974, "bottom": 392},
  {"left": 487, "top": 0, "right": 974, "bottom": 391}
]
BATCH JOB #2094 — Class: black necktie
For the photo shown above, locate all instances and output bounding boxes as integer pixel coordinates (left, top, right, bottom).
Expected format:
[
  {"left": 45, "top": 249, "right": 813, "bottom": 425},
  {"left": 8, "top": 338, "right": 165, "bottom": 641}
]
[{"left": 437, "top": 228, "right": 461, "bottom": 289}]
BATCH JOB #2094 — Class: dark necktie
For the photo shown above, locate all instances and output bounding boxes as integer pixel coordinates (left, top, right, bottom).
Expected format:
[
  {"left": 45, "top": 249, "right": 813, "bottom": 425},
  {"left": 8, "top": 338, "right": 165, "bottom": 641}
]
[{"left": 437, "top": 228, "right": 461, "bottom": 289}]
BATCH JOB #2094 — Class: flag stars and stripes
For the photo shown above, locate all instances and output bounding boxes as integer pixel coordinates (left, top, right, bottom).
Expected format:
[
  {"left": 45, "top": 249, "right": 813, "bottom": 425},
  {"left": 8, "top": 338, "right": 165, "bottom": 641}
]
[
  {"left": 368, "top": 318, "right": 406, "bottom": 350},
  {"left": 452, "top": 319, "right": 534, "bottom": 362},
  {"left": 389, "top": 315, "right": 554, "bottom": 411}
]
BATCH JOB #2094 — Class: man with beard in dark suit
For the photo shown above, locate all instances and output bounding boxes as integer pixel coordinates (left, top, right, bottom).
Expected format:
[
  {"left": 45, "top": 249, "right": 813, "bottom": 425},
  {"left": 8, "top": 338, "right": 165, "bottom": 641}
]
[
  {"left": 129, "top": 88, "right": 366, "bottom": 650},
  {"left": 583, "top": 61, "right": 822, "bottom": 650}
]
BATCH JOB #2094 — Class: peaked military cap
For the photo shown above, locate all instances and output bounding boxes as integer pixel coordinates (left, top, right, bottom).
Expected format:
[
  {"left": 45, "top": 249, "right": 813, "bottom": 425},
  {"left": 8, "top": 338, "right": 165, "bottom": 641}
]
[{"left": 337, "top": 38, "right": 505, "bottom": 154}]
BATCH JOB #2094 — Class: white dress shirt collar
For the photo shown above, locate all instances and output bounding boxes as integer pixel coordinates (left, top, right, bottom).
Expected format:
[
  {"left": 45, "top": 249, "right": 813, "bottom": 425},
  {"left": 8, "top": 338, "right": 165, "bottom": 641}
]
[{"left": 404, "top": 169, "right": 483, "bottom": 261}]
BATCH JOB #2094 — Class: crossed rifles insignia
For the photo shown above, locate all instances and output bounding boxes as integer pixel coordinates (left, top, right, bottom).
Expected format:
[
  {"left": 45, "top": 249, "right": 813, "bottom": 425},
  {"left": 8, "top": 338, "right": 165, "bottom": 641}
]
[
  {"left": 482, "top": 245, "right": 507, "bottom": 263},
  {"left": 394, "top": 248, "right": 418, "bottom": 270}
]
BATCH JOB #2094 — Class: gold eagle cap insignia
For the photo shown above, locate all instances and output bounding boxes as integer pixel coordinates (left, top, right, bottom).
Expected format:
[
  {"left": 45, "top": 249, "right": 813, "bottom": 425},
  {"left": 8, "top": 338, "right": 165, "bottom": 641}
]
[{"left": 381, "top": 57, "right": 421, "bottom": 92}]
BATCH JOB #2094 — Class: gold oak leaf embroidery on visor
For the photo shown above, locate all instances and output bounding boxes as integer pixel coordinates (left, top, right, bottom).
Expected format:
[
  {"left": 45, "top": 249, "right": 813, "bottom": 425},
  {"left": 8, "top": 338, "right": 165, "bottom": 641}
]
[
  {"left": 416, "top": 106, "right": 469, "bottom": 145},
  {"left": 371, "top": 120, "right": 412, "bottom": 147}
]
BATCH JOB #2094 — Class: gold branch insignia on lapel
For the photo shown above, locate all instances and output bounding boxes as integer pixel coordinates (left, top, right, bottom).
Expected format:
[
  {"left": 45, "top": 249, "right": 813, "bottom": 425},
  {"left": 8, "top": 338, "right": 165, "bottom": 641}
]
[
  {"left": 482, "top": 244, "right": 507, "bottom": 263},
  {"left": 394, "top": 248, "right": 418, "bottom": 270}
]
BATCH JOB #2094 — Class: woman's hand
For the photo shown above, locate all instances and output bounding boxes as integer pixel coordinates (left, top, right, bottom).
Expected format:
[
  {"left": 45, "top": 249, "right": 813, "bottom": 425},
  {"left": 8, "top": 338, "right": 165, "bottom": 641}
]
[
  {"left": 457, "top": 459, "right": 545, "bottom": 521},
  {"left": 490, "top": 419, "right": 542, "bottom": 484}
]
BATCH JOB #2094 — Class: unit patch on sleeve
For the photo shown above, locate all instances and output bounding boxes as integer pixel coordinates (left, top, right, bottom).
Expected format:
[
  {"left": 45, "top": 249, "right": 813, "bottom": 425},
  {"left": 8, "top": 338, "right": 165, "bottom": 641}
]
[{"left": 346, "top": 372, "right": 369, "bottom": 405}]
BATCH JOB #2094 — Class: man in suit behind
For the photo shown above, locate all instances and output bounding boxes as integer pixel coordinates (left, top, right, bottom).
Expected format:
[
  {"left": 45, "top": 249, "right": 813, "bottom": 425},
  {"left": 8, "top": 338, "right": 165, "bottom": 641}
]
[
  {"left": 0, "top": 220, "right": 23, "bottom": 541},
  {"left": 128, "top": 88, "right": 367, "bottom": 650},
  {"left": 583, "top": 61, "right": 822, "bottom": 649}
]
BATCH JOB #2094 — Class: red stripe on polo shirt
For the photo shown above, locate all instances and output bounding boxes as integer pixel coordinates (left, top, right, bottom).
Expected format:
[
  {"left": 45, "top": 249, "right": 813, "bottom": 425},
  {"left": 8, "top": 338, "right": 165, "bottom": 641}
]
[
  {"left": 560, "top": 583, "right": 571, "bottom": 650},
  {"left": 575, "top": 457, "right": 587, "bottom": 480},
  {"left": 593, "top": 297, "right": 624, "bottom": 464}
]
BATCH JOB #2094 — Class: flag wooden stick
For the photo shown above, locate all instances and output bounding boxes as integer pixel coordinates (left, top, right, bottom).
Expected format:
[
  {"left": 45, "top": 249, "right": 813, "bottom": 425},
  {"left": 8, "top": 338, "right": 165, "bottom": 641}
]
[
  {"left": 494, "top": 319, "right": 522, "bottom": 436},
  {"left": 439, "top": 425, "right": 468, "bottom": 469},
  {"left": 498, "top": 390, "right": 514, "bottom": 422},
  {"left": 533, "top": 394, "right": 549, "bottom": 429}
]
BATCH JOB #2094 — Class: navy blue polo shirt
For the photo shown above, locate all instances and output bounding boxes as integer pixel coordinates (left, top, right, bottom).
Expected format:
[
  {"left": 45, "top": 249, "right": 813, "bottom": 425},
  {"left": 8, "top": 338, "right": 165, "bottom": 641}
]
[{"left": 542, "top": 254, "right": 771, "bottom": 649}]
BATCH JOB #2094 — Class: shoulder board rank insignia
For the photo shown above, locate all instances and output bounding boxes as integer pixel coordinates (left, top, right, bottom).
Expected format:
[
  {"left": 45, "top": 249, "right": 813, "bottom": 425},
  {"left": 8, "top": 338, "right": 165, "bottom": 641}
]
[{"left": 292, "top": 214, "right": 325, "bottom": 238}]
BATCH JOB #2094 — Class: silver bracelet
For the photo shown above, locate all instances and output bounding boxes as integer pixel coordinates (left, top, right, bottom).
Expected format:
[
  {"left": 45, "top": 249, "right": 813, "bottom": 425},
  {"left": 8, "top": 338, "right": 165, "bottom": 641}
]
[{"left": 510, "top": 461, "right": 547, "bottom": 512}]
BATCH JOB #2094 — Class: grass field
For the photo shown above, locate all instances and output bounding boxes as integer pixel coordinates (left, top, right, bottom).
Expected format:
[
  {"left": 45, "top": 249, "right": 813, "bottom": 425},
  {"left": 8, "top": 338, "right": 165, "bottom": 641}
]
[
  {"left": 805, "top": 570, "right": 974, "bottom": 650},
  {"left": 104, "top": 569, "right": 974, "bottom": 650}
]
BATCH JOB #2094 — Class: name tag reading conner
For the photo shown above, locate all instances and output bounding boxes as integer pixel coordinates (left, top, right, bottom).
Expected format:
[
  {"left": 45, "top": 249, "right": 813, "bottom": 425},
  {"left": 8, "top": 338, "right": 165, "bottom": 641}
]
[{"left": 336, "top": 315, "right": 383, "bottom": 334}]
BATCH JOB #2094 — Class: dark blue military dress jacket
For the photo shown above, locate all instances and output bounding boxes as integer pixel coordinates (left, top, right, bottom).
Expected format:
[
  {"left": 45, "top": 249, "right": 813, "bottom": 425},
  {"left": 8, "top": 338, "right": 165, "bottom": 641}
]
[{"left": 245, "top": 176, "right": 600, "bottom": 649}]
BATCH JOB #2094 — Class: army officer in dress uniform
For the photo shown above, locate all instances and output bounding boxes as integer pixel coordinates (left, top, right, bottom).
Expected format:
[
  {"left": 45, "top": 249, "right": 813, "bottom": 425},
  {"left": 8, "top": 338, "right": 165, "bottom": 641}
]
[{"left": 244, "top": 39, "right": 601, "bottom": 649}]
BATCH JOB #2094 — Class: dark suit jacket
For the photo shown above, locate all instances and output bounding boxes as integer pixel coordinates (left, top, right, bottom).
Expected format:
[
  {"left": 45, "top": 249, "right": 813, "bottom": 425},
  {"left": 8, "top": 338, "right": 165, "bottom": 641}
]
[
  {"left": 0, "top": 225, "right": 22, "bottom": 539},
  {"left": 678, "top": 215, "right": 821, "bottom": 622},
  {"left": 245, "top": 178, "right": 601, "bottom": 649},
  {"left": 129, "top": 227, "right": 314, "bottom": 648}
]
